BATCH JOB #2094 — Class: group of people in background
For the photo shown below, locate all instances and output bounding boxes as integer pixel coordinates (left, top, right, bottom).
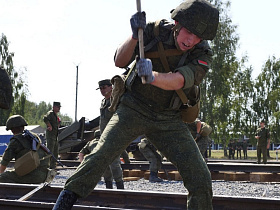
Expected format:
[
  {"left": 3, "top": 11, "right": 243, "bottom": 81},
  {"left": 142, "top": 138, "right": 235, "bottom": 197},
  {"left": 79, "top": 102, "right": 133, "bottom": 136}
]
[
  {"left": 0, "top": 101, "right": 62, "bottom": 184},
  {"left": 228, "top": 138, "right": 248, "bottom": 160},
  {"left": 228, "top": 119, "right": 271, "bottom": 164}
]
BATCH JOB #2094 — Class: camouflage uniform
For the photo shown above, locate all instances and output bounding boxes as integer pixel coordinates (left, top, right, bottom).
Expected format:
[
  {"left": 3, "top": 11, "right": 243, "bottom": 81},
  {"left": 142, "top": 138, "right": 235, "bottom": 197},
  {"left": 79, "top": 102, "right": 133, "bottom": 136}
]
[
  {"left": 0, "top": 132, "right": 49, "bottom": 183},
  {"left": 79, "top": 138, "right": 99, "bottom": 155},
  {"left": 64, "top": 20, "right": 213, "bottom": 209},
  {"left": 138, "top": 137, "right": 162, "bottom": 173},
  {"left": 79, "top": 135, "right": 114, "bottom": 184},
  {"left": 187, "top": 119, "right": 211, "bottom": 159},
  {"left": 236, "top": 140, "right": 242, "bottom": 159},
  {"left": 228, "top": 140, "right": 235, "bottom": 160},
  {"left": 255, "top": 127, "right": 270, "bottom": 164},
  {"left": 44, "top": 109, "right": 59, "bottom": 169},
  {"left": 242, "top": 140, "right": 248, "bottom": 159},
  {"left": 100, "top": 97, "right": 123, "bottom": 184}
]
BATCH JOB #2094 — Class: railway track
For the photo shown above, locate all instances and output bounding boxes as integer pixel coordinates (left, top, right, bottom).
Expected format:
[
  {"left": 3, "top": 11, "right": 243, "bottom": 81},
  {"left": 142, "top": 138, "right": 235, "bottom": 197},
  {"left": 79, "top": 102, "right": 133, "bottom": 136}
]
[
  {"left": 51, "top": 160, "right": 280, "bottom": 174},
  {"left": 0, "top": 183, "right": 279, "bottom": 210}
]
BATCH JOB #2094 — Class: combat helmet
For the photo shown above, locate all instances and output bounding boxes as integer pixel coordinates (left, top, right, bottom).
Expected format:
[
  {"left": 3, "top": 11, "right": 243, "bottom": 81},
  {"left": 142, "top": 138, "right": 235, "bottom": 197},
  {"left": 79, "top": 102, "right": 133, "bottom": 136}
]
[
  {"left": 94, "top": 129, "right": 101, "bottom": 138},
  {"left": 0, "top": 66, "right": 12, "bottom": 109},
  {"left": 171, "top": 0, "right": 219, "bottom": 40},
  {"left": 6, "top": 115, "right": 28, "bottom": 131}
]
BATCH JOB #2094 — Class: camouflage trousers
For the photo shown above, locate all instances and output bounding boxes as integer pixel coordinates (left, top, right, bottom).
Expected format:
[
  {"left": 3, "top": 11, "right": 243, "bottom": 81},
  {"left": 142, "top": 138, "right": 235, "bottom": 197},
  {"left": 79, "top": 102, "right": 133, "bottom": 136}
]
[
  {"left": 64, "top": 94, "right": 213, "bottom": 210},
  {"left": 139, "top": 146, "right": 161, "bottom": 173},
  {"left": 103, "top": 156, "right": 123, "bottom": 182},
  {"left": 257, "top": 146, "right": 267, "bottom": 164},
  {"left": 0, "top": 167, "right": 48, "bottom": 184},
  {"left": 196, "top": 136, "right": 210, "bottom": 158},
  {"left": 46, "top": 136, "right": 58, "bottom": 169}
]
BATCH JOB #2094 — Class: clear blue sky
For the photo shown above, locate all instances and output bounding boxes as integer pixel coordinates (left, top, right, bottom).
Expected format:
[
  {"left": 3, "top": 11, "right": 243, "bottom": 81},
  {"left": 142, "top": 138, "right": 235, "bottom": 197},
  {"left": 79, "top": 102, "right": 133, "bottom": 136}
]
[{"left": 1, "top": 0, "right": 279, "bottom": 121}]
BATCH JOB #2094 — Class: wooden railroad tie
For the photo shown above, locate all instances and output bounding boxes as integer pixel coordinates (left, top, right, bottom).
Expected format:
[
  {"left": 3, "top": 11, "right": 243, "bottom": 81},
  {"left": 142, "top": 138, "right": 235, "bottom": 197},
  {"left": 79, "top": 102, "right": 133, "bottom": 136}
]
[{"left": 123, "top": 169, "right": 280, "bottom": 182}]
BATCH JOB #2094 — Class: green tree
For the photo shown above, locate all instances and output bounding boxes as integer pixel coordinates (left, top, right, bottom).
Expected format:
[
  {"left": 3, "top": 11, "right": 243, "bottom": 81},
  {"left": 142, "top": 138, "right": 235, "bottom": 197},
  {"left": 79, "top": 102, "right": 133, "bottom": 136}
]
[
  {"left": 0, "top": 33, "right": 28, "bottom": 125},
  {"left": 201, "top": 0, "right": 242, "bottom": 144},
  {"left": 252, "top": 56, "right": 280, "bottom": 143}
]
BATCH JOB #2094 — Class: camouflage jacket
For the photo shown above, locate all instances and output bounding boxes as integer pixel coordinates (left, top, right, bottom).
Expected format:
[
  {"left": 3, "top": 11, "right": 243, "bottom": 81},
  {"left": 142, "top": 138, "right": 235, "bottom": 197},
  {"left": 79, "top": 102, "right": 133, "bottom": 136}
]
[
  {"left": 43, "top": 110, "right": 59, "bottom": 138},
  {"left": 1, "top": 132, "right": 49, "bottom": 169},
  {"left": 79, "top": 138, "right": 99, "bottom": 155},
  {"left": 123, "top": 19, "right": 213, "bottom": 112},
  {"left": 99, "top": 98, "right": 114, "bottom": 133},
  {"left": 255, "top": 127, "right": 270, "bottom": 147}
]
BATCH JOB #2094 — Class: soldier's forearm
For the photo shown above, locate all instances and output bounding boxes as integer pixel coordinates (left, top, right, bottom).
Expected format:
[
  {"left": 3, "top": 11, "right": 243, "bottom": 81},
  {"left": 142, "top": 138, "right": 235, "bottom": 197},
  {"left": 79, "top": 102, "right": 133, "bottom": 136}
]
[
  {"left": 115, "top": 36, "right": 137, "bottom": 68},
  {"left": 151, "top": 72, "right": 184, "bottom": 90}
]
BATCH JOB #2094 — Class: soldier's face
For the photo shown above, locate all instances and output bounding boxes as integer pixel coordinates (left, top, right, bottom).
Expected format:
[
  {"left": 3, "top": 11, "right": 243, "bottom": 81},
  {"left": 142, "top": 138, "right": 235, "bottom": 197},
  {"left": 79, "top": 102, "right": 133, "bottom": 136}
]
[
  {"left": 53, "top": 105, "right": 60, "bottom": 113},
  {"left": 176, "top": 27, "right": 201, "bottom": 51},
  {"left": 100, "top": 85, "right": 112, "bottom": 98}
]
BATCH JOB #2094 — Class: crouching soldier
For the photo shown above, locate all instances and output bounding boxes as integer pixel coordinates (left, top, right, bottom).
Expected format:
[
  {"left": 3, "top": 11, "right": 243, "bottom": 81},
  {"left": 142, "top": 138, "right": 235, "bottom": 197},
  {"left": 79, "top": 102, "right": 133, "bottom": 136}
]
[
  {"left": 0, "top": 115, "right": 53, "bottom": 183},
  {"left": 138, "top": 137, "right": 163, "bottom": 182},
  {"left": 79, "top": 129, "right": 125, "bottom": 189}
]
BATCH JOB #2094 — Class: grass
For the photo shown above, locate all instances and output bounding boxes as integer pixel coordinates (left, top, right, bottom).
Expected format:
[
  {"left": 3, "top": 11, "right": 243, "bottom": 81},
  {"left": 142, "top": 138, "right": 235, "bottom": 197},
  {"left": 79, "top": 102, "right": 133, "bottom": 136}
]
[{"left": 209, "top": 149, "right": 279, "bottom": 161}]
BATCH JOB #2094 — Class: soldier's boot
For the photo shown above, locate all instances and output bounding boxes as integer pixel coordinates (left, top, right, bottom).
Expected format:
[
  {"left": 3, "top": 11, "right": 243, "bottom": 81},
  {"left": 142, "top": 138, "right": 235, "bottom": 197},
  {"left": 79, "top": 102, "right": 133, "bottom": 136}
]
[
  {"left": 116, "top": 180, "right": 124, "bottom": 189},
  {"left": 149, "top": 171, "right": 163, "bottom": 182},
  {"left": 52, "top": 189, "right": 77, "bottom": 210},
  {"left": 105, "top": 181, "right": 113, "bottom": 189}
]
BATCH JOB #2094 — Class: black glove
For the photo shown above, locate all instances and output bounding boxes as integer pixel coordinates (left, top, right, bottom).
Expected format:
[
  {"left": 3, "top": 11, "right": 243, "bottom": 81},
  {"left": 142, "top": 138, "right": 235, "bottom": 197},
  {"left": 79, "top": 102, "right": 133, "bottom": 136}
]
[{"left": 130, "top": 12, "right": 146, "bottom": 40}]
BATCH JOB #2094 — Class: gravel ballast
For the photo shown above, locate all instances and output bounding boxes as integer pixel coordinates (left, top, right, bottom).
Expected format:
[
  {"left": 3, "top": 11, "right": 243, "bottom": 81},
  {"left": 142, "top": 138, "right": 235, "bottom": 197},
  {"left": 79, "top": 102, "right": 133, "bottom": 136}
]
[{"left": 52, "top": 169, "right": 280, "bottom": 198}]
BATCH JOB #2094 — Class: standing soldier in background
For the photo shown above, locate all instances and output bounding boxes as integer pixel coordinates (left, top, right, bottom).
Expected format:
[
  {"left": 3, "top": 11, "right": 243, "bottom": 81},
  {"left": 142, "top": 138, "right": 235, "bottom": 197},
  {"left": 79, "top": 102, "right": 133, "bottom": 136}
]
[
  {"left": 138, "top": 136, "right": 163, "bottom": 182},
  {"left": 97, "top": 79, "right": 125, "bottom": 189},
  {"left": 43, "top": 102, "right": 61, "bottom": 169},
  {"left": 228, "top": 139, "right": 235, "bottom": 160},
  {"left": 0, "top": 115, "right": 51, "bottom": 183},
  {"left": 242, "top": 139, "right": 248, "bottom": 159},
  {"left": 53, "top": 1, "right": 219, "bottom": 209},
  {"left": 255, "top": 119, "right": 270, "bottom": 164},
  {"left": 236, "top": 139, "right": 242, "bottom": 159},
  {"left": 0, "top": 66, "right": 12, "bottom": 110}
]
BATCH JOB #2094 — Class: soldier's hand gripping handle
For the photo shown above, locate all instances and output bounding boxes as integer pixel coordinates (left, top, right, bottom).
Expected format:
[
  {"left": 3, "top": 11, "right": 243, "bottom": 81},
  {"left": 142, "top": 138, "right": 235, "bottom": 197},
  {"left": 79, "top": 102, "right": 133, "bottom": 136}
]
[
  {"left": 130, "top": 11, "right": 146, "bottom": 40},
  {"left": 134, "top": 0, "right": 147, "bottom": 84},
  {"left": 136, "top": 58, "right": 155, "bottom": 84}
]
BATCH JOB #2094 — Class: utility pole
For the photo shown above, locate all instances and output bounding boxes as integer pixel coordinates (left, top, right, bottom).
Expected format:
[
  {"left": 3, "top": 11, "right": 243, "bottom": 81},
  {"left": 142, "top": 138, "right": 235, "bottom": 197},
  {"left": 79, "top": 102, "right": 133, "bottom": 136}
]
[{"left": 75, "top": 65, "right": 79, "bottom": 122}]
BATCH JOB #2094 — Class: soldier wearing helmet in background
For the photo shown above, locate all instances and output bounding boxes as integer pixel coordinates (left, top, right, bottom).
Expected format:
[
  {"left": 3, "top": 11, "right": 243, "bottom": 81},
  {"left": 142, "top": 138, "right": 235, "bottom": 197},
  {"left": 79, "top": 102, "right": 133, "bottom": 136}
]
[
  {"left": 0, "top": 115, "right": 51, "bottom": 183},
  {"left": 0, "top": 66, "right": 12, "bottom": 110},
  {"left": 53, "top": 1, "right": 219, "bottom": 209}
]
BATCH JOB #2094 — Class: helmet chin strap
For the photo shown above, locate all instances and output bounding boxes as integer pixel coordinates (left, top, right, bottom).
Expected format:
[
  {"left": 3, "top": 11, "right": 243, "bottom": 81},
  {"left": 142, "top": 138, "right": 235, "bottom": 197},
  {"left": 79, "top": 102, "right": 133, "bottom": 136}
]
[{"left": 172, "top": 22, "right": 182, "bottom": 51}]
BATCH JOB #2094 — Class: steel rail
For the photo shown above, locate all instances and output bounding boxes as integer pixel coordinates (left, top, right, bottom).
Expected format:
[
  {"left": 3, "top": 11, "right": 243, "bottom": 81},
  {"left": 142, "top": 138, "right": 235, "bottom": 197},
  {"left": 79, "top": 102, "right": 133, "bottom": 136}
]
[
  {"left": 6, "top": 159, "right": 280, "bottom": 173},
  {"left": 0, "top": 183, "right": 280, "bottom": 210}
]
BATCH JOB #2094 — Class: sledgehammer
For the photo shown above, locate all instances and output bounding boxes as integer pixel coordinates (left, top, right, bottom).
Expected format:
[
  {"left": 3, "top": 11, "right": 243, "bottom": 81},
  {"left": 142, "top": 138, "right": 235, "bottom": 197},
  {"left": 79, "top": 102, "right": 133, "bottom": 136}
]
[{"left": 136, "top": 0, "right": 146, "bottom": 84}]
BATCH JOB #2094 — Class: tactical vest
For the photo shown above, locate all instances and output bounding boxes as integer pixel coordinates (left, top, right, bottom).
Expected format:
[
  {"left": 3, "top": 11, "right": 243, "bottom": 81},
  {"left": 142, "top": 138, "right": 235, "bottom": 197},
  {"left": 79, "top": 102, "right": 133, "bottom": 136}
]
[{"left": 126, "top": 19, "right": 213, "bottom": 114}]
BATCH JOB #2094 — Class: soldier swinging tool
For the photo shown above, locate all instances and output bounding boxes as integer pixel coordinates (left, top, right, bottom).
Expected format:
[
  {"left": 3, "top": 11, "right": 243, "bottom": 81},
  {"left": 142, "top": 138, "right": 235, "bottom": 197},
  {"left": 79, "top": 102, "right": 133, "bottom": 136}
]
[{"left": 53, "top": 1, "right": 219, "bottom": 209}]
